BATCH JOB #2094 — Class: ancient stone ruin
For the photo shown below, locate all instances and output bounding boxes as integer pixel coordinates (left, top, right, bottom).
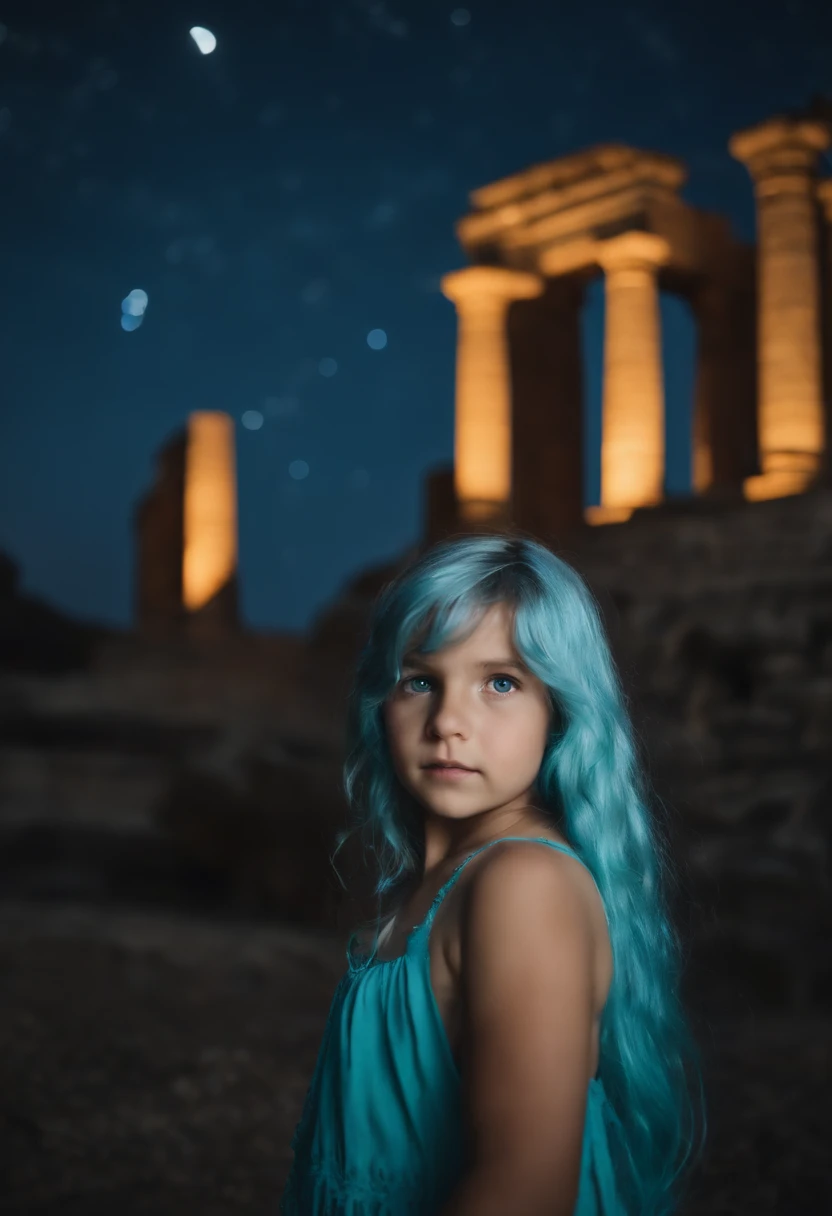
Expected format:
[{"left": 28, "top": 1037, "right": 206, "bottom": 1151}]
[
  {"left": 136, "top": 410, "right": 240, "bottom": 640},
  {"left": 430, "top": 107, "right": 832, "bottom": 541}
]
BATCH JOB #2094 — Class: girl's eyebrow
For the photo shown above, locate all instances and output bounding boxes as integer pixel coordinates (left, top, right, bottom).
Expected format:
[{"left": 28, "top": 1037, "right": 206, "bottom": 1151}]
[{"left": 401, "top": 655, "right": 527, "bottom": 672}]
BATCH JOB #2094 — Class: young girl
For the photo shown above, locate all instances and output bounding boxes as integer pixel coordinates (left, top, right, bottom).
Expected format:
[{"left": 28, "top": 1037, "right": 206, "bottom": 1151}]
[{"left": 280, "top": 533, "right": 706, "bottom": 1215}]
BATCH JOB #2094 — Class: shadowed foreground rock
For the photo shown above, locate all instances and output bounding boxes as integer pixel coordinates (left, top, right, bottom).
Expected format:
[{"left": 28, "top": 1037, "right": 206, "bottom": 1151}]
[{"left": 0, "top": 902, "right": 828, "bottom": 1215}]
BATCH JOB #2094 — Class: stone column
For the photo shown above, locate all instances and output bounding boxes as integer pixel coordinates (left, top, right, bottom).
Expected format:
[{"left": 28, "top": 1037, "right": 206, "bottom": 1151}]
[
  {"left": 441, "top": 265, "right": 543, "bottom": 524},
  {"left": 182, "top": 411, "right": 239, "bottom": 633},
  {"left": 818, "top": 179, "right": 832, "bottom": 474},
  {"left": 587, "top": 232, "right": 671, "bottom": 524},
  {"left": 730, "top": 118, "right": 831, "bottom": 501}
]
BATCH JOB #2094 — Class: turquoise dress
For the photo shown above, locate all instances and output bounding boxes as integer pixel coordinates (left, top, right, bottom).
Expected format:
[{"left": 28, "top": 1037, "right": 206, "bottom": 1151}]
[{"left": 280, "top": 837, "right": 626, "bottom": 1215}]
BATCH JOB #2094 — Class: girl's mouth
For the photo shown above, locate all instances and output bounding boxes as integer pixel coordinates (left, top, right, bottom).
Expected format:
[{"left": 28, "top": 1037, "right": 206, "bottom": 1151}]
[{"left": 423, "top": 764, "right": 478, "bottom": 780}]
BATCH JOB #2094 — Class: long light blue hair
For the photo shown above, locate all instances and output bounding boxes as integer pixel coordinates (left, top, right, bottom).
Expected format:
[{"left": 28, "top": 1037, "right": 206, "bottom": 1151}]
[{"left": 332, "top": 532, "right": 706, "bottom": 1214}]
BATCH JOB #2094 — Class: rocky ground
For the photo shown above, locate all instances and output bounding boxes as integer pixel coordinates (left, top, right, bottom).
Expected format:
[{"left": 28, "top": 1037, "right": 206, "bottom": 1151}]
[{"left": 0, "top": 900, "right": 828, "bottom": 1216}]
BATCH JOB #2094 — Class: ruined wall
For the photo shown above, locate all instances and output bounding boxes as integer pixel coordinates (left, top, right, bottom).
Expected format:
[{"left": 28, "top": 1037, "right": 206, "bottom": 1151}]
[{"left": 569, "top": 489, "right": 832, "bottom": 1011}]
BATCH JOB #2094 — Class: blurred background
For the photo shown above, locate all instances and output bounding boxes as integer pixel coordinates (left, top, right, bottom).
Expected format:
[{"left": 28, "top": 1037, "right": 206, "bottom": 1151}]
[{"left": 1, "top": 0, "right": 831, "bottom": 1212}]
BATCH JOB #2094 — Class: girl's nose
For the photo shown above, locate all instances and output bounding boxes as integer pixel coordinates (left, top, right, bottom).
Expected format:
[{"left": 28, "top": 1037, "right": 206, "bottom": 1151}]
[{"left": 426, "top": 691, "right": 470, "bottom": 738}]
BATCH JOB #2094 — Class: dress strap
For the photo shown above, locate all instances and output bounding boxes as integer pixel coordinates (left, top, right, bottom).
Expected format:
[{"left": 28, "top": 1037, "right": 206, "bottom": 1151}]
[{"left": 420, "top": 835, "right": 603, "bottom": 936}]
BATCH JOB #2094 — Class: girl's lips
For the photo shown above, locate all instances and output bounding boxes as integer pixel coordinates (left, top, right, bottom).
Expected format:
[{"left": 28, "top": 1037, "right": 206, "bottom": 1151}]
[{"left": 423, "top": 764, "right": 478, "bottom": 780}]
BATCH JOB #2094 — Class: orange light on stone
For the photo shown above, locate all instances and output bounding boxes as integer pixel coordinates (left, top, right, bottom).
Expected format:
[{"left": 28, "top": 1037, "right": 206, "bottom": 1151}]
[
  {"left": 182, "top": 411, "right": 238, "bottom": 611},
  {"left": 441, "top": 265, "right": 542, "bottom": 522},
  {"left": 730, "top": 118, "right": 830, "bottom": 501},
  {"left": 584, "top": 504, "right": 635, "bottom": 525},
  {"left": 743, "top": 462, "right": 819, "bottom": 502}
]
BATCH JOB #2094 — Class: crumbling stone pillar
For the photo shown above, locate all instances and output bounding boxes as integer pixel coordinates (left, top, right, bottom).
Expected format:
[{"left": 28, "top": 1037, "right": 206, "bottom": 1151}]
[
  {"left": 589, "top": 232, "right": 671, "bottom": 523},
  {"left": 183, "top": 411, "right": 239, "bottom": 638},
  {"left": 730, "top": 117, "right": 831, "bottom": 500},
  {"left": 441, "top": 265, "right": 543, "bottom": 525},
  {"left": 135, "top": 411, "right": 239, "bottom": 639}
]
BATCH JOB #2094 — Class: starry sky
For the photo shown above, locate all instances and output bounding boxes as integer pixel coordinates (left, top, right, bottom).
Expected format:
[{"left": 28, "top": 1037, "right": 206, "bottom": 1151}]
[{"left": 1, "top": 0, "right": 830, "bottom": 633}]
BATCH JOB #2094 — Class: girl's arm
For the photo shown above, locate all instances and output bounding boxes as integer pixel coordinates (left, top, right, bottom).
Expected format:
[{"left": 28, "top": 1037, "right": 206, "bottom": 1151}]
[{"left": 437, "top": 845, "right": 597, "bottom": 1216}]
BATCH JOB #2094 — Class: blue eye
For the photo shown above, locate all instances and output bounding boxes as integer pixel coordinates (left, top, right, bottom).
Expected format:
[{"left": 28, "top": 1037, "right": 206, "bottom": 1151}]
[
  {"left": 403, "top": 676, "right": 431, "bottom": 693},
  {"left": 490, "top": 676, "right": 516, "bottom": 695}
]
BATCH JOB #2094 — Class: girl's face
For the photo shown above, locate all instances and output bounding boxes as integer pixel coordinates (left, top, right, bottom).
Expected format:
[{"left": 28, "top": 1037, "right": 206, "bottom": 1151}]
[{"left": 382, "top": 601, "right": 553, "bottom": 829}]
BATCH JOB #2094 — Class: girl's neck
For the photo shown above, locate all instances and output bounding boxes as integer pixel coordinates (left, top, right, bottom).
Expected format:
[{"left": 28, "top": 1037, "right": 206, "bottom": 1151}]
[{"left": 420, "top": 804, "right": 566, "bottom": 878}]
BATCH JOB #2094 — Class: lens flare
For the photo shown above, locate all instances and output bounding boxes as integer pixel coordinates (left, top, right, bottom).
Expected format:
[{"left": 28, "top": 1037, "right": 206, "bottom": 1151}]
[{"left": 121, "top": 288, "right": 148, "bottom": 317}]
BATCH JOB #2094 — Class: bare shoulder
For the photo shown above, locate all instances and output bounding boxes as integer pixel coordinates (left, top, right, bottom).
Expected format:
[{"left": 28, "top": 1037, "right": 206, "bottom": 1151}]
[
  {"left": 467, "top": 836, "right": 603, "bottom": 929},
  {"left": 457, "top": 838, "right": 612, "bottom": 1013},
  {"left": 465, "top": 838, "right": 601, "bottom": 941}
]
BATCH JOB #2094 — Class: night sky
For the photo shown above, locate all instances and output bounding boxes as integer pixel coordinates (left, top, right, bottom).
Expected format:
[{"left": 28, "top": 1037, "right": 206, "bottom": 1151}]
[{"left": 1, "top": 1, "right": 830, "bottom": 633}]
